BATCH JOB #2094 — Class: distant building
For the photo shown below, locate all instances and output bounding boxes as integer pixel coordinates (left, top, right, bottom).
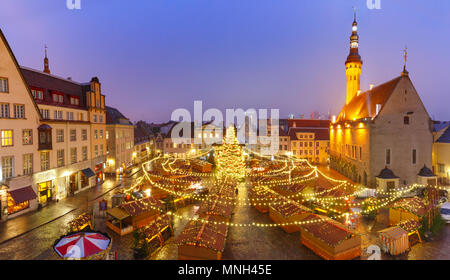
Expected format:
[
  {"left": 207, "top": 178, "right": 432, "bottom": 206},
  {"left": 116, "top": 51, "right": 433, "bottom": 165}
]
[
  {"left": 105, "top": 106, "right": 134, "bottom": 174},
  {"left": 432, "top": 121, "right": 450, "bottom": 185},
  {"left": 286, "top": 119, "right": 330, "bottom": 164},
  {"left": 329, "top": 15, "right": 433, "bottom": 187}
]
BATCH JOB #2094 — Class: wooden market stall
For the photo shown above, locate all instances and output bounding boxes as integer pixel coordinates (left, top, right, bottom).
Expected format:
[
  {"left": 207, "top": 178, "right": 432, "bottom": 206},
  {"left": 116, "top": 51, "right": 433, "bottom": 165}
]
[
  {"left": 142, "top": 214, "right": 173, "bottom": 248},
  {"left": 68, "top": 212, "right": 92, "bottom": 232},
  {"left": 248, "top": 186, "right": 278, "bottom": 213},
  {"left": 106, "top": 197, "right": 164, "bottom": 236},
  {"left": 273, "top": 183, "right": 307, "bottom": 201},
  {"left": 269, "top": 198, "right": 312, "bottom": 233},
  {"left": 196, "top": 195, "right": 233, "bottom": 223},
  {"left": 300, "top": 214, "right": 361, "bottom": 260},
  {"left": 378, "top": 226, "right": 410, "bottom": 256},
  {"left": 389, "top": 197, "right": 427, "bottom": 226},
  {"left": 394, "top": 219, "right": 422, "bottom": 245},
  {"left": 190, "top": 159, "right": 213, "bottom": 173},
  {"left": 176, "top": 215, "right": 228, "bottom": 260}
]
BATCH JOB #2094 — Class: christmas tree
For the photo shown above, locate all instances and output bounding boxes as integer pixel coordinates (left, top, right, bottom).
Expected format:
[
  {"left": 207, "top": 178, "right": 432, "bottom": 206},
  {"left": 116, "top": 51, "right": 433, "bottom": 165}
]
[{"left": 214, "top": 126, "right": 246, "bottom": 179}]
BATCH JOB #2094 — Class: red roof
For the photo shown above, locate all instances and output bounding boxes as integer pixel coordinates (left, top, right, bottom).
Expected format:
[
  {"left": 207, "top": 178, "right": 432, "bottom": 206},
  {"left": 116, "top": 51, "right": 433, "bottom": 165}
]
[
  {"left": 301, "top": 214, "right": 354, "bottom": 247},
  {"left": 287, "top": 119, "right": 331, "bottom": 128},
  {"left": 288, "top": 127, "right": 330, "bottom": 141},
  {"left": 337, "top": 76, "right": 403, "bottom": 122}
]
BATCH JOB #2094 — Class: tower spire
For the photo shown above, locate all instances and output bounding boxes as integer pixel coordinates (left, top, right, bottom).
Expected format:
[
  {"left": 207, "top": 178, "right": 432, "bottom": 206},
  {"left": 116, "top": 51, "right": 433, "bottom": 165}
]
[
  {"left": 402, "top": 46, "right": 409, "bottom": 76},
  {"left": 43, "top": 45, "right": 50, "bottom": 74},
  {"left": 345, "top": 10, "right": 363, "bottom": 104}
]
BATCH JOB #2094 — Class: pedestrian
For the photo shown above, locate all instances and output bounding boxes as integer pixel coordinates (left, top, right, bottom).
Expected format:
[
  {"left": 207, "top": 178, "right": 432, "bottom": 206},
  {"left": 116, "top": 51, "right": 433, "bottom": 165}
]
[{"left": 235, "top": 188, "right": 238, "bottom": 195}]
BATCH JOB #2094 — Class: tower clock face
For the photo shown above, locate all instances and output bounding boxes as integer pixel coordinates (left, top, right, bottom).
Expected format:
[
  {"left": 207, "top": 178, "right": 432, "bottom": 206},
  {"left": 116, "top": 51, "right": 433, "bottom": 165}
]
[{"left": 352, "top": 26, "right": 357, "bottom": 32}]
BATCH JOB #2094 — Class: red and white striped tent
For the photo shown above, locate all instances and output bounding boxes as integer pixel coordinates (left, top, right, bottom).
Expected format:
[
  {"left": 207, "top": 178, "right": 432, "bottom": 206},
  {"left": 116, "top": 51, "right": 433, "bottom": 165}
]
[
  {"left": 378, "top": 226, "right": 409, "bottom": 256},
  {"left": 54, "top": 231, "right": 111, "bottom": 260}
]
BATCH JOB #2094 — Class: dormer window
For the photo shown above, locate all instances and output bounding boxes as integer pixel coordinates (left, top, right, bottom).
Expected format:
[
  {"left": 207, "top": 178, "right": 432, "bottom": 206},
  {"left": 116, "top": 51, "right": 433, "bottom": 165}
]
[
  {"left": 31, "top": 88, "right": 44, "bottom": 100},
  {"left": 70, "top": 96, "right": 80, "bottom": 106},
  {"left": 52, "top": 92, "right": 64, "bottom": 103}
]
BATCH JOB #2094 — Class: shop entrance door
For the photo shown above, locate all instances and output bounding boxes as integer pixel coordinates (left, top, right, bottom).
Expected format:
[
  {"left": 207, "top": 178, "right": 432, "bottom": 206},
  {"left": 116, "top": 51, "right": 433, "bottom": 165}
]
[
  {"left": 38, "top": 181, "right": 52, "bottom": 204},
  {"left": 69, "top": 173, "right": 78, "bottom": 196}
]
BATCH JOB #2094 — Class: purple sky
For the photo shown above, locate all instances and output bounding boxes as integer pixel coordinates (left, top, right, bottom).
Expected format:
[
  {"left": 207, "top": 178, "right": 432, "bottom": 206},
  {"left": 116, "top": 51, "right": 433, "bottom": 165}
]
[{"left": 1, "top": 0, "right": 449, "bottom": 122}]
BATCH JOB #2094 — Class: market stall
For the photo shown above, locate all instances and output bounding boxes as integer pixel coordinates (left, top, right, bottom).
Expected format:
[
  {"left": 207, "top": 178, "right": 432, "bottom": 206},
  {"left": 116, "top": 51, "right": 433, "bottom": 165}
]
[
  {"left": 196, "top": 195, "right": 233, "bottom": 223},
  {"left": 269, "top": 198, "right": 312, "bottom": 233},
  {"left": 378, "top": 226, "right": 410, "bottom": 256},
  {"left": 68, "top": 212, "right": 92, "bottom": 232},
  {"left": 389, "top": 197, "right": 427, "bottom": 226},
  {"left": 106, "top": 197, "right": 164, "bottom": 236},
  {"left": 248, "top": 186, "right": 278, "bottom": 213},
  {"left": 176, "top": 215, "right": 228, "bottom": 260},
  {"left": 142, "top": 214, "right": 173, "bottom": 248},
  {"left": 190, "top": 159, "right": 213, "bottom": 173},
  {"left": 300, "top": 214, "right": 361, "bottom": 260}
]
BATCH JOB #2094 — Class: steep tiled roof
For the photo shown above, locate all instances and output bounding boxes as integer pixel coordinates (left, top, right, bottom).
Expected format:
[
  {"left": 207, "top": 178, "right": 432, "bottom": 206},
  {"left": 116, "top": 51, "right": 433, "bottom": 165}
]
[
  {"left": 287, "top": 119, "right": 330, "bottom": 128},
  {"left": 106, "top": 106, "right": 133, "bottom": 125},
  {"left": 300, "top": 214, "right": 354, "bottom": 247},
  {"left": 20, "top": 66, "right": 88, "bottom": 109},
  {"left": 288, "top": 127, "right": 330, "bottom": 141},
  {"left": 436, "top": 126, "right": 450, "bottom": 144},
  {"left": 337, "top": 76, "right": 402, "bottom": 122}
]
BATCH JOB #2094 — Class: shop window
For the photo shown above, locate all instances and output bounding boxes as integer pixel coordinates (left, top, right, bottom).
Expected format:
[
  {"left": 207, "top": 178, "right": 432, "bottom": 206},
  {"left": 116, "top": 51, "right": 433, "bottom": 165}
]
[
  {"left": 38, "top": 181, "right": 52, "bottom": 204},
  {"left": 7, "top": 194, "right": 29, "bottom": 214}
]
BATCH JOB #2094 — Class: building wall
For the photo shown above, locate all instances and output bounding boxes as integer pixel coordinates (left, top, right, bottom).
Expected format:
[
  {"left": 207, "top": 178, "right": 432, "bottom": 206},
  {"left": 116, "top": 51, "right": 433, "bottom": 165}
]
[
  {"left": 0, "top": 32, "right": 41, "bottom": 218},
  {"left": 432, "top": 142, "right": 450, "bottom": 184},
  {"left": 369, "top": 78, "right": 433, "bottom": 187},
  {"left": 86, "top": 80, "right": 106, "bottom": 164},
  {"left": 106, "top": 124, "right": 134, "bottom": 173}
]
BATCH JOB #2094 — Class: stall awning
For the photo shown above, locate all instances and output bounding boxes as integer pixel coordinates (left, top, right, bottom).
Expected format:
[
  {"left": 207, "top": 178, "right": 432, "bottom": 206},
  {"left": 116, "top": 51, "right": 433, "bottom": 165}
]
[
  {"left": 9, "top": 186, "right": 37, "bottom": 204},
  {"left": 82, "top": 168, "right": 95, "bottom": 178},
  {"left": 107, "top": 207, "right": 130, "bottom": 220}
]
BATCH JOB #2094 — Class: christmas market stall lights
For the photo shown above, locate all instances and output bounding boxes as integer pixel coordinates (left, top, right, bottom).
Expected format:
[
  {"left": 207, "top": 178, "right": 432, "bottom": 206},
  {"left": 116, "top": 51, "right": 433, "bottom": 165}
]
[
  {"left": 142, "top": 214, "right": 173, "bottom": 249},
  {"left": 106, "top": 197, "right": 164, "bottom": 236},
  {"left": 176, "top": 215, "right": 228, "bottom": 260},
  {"left": 68, "top": 212, "right": 93, "bottom": 232},
  {"left": 389, "top": 197, "right": 427, "bottom": 226},
  {"left": 196, "top": 195, "right": 234, "bottom": 223},
  {"left": 299, "top": 214, "right": 361, "bottom": 260},
  {"left": 190, "top": 159, "right": 213, "bottom": 173},
  {"left": 269, "top": 198, "right": 313, "bottom": 233},
  {"left": 248, "top": 187, "right": 278, "bottom": 213}
]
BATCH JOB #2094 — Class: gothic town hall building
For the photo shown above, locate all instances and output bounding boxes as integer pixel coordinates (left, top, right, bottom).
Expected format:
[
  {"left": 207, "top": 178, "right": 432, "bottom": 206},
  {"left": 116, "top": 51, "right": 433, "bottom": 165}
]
[{"left": 329, "top": 15, "right": 434, "bottom": 189}]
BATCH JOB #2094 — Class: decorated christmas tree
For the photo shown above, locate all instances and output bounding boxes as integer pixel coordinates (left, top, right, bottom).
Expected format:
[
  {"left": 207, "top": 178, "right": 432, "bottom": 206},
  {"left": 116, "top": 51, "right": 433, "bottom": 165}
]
[{"left": 214, "top": 126, "right": 246, "bottom": 179}]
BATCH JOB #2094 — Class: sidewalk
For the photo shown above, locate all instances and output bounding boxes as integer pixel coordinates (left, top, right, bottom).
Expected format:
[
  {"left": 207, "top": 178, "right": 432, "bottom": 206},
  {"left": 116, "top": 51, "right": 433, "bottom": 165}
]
[{"left": 0, "top": 178, "right": 122, "bottom": 245}]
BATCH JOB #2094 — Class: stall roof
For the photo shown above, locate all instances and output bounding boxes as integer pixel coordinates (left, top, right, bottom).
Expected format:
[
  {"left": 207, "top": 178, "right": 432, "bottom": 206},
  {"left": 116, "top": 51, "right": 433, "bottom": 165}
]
[
  {"left": 300, "top": 214, "right": 354, "bottom": 247},
  {"left": 9, "top": 186, "right": 37, "bottom": 204},
  {"left": 378, "top": 226, "right": 408, "bottom": 240},
  {"left": 107, "top": 207, "right": 130, "bottom": 220}
]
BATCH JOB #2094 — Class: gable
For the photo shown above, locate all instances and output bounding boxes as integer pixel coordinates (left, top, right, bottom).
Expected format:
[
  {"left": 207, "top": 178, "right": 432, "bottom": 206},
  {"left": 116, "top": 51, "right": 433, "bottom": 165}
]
[
  {"left": 377, "top": 75, "right": 431, "bottom": 121},
  {"left": 0, "top": 29, "right": 41, "bottom": 119}
]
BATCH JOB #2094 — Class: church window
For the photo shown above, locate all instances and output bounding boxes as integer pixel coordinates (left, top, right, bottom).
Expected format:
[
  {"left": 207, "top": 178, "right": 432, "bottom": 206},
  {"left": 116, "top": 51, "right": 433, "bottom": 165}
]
[
  {"left": 412, "top": 149, "right": 417, "bottom": 165},
  {"left": 404, "top": 116, "right": 410, "bottom": 125},
  {"left": 386, "top": 149, "right": 391, "bottom": 165}
]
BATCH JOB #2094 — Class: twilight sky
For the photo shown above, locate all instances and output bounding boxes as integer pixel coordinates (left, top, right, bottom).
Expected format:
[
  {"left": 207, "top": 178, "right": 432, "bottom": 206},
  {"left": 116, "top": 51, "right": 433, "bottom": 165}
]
[{"left": 1, "top": 0, "right": 449, "bottom": 122}]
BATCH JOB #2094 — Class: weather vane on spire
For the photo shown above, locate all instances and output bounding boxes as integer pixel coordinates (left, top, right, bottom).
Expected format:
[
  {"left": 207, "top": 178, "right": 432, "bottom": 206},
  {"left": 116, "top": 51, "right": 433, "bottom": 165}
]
[
  {"left": 403, "top": 46, "right": 408, "bottom": 67},
  {"left": 353, "top": 6, "right": 357, "bottom": 22}
]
